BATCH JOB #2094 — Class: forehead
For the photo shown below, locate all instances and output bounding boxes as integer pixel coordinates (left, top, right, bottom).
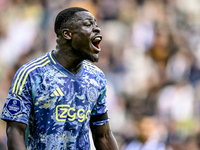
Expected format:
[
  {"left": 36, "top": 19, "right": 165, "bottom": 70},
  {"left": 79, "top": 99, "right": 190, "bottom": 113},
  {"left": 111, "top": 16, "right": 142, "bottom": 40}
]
[{"left": 73, "top": 11, "right": 96, "bottom": 21}]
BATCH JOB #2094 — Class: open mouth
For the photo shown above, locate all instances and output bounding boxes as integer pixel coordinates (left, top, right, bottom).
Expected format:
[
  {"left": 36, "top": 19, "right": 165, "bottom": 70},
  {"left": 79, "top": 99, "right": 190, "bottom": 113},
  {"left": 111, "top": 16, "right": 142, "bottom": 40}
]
[{"left": 92, "top": 36, "right": 102, "bottom": 50}]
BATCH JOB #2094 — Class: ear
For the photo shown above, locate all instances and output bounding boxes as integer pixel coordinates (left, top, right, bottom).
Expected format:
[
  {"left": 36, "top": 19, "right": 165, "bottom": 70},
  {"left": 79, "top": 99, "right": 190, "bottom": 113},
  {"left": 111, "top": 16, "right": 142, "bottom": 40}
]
[{"left": 62, "top": 29, "right": 72, "bottom": 40}]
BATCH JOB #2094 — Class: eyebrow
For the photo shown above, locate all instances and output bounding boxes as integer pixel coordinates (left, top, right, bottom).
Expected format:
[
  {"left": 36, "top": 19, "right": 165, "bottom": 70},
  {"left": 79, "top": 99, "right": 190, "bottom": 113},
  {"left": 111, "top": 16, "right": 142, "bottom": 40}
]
[
  {"left": 74, "top": 17, "right": 96, "bottom": 23},
  {"left": 84, "top": 18, "right": 96, "bottom": 22}
]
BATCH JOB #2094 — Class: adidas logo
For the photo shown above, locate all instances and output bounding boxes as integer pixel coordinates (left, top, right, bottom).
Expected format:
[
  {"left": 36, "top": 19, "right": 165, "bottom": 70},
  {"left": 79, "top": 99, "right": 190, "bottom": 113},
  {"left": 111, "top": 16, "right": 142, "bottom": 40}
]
[{"left": 50, "top": 87, "right": 64, "bottom": 97}]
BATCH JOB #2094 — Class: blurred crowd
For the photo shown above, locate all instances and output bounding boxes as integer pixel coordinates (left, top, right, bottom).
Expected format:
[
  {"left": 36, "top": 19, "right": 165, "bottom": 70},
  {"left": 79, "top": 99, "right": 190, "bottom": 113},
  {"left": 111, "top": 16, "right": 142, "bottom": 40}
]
[{"left": 0, "top": 0, "right": 200, "bottom": 149}]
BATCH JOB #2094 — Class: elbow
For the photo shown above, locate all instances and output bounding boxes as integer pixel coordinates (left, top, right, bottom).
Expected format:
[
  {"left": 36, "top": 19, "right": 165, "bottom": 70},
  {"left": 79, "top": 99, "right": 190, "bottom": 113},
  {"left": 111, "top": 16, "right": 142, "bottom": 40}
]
[
  {"left": 94, "top": 130, "right": 119, "bottom": 150},
  {"left": 93, "top": 129, "right": 113, "bottom": 145},
  {"left": 94, "top": 128, "right": 112, "bottom": 140}
]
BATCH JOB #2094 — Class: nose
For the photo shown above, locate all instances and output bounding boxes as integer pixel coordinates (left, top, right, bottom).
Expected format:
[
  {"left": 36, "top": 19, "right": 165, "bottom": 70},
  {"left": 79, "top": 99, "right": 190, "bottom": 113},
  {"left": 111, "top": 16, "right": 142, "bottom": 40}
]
[{"left": 93, "top": 26, "right": 101, "bottom": 33}]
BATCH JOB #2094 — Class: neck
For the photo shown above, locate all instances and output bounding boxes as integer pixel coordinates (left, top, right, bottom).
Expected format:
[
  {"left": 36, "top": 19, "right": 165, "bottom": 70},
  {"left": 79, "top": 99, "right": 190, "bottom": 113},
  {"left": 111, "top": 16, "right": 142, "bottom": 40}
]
[
  {"left": 138, "top": 136, "right": 147, "bottom": 144},
  {"left": 53, "top": 46, "right": 84, "bottom": 75}
]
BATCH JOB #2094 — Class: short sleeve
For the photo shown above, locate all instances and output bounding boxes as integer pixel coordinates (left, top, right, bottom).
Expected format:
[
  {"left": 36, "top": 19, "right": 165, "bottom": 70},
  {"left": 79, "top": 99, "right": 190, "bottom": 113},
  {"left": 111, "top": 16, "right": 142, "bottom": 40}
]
[
  {"left": 1, "top": 68, "right": 33, "bottom": 125},
  {"left": 91, "top": 81, "right": 109, "bottom": 125},
  {"left": 91, "top": 86, "right": 108, "bottom": 116}
]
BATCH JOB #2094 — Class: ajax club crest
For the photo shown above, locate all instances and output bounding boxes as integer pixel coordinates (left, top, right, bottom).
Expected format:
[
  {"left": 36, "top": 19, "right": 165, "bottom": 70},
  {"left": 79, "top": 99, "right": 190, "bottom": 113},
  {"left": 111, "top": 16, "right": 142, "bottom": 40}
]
[{"left": 87, "top": 87, "right": 98, "bottom": 102}]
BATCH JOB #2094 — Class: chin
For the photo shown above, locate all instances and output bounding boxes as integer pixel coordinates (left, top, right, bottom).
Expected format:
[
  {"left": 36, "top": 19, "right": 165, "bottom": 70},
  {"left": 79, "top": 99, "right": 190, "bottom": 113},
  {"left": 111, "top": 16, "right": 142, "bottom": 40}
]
[{"left": 87, "top": 54, "right": 99, "bottom": 63}]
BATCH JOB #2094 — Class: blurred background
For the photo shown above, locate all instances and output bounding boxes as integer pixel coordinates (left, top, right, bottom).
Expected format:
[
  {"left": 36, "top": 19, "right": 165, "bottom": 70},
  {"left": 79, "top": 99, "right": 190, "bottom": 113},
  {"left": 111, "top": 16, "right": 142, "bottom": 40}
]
[{"left": 0, "top": 0, "right": 200, "bottom": 149}]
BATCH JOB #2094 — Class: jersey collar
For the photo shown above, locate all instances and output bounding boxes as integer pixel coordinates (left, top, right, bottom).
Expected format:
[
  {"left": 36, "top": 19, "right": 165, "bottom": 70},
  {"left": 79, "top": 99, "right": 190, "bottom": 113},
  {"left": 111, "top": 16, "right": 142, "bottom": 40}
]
[{"left": 48, "top": 50, "right": 84, "bottom": 80}]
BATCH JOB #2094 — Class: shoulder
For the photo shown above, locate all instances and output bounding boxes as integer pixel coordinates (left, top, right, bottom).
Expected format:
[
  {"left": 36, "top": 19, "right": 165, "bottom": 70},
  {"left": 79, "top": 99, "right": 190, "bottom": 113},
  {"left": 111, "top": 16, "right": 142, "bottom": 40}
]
[
  {"left": 16, "top": 53, "right": 51, "bottom": 76},
  {"left": 11, "top": 53, "right": 51, "bottom": 95},
  {"left": 24, "top": 53, "right": 50, "bottom": 69},
  {"left": 83, "top": 60, "right": 105, "bottom": 79},
  {"left": 13, "top": 53, "right": 51, "bottom": 87}
]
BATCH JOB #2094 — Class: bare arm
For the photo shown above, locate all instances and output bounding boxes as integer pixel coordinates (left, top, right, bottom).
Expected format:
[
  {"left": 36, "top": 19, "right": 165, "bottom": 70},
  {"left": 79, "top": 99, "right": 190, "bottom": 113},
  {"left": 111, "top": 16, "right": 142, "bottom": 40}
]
[
  {"left": 90, "top": 112, "right": 119, "bottom": 150},
  {"left": 6, "top": 121, "right": 27, "bottom": 150}
]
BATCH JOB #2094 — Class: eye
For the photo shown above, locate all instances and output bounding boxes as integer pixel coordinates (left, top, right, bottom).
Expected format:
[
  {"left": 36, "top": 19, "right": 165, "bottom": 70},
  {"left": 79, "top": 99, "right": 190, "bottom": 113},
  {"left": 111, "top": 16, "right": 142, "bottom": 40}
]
[
  {"left": 83, "top": 20, "right": 97, "bottom": 27},
  {"left": 83, "top": 21, "right": 92, "bottom": 27},
  {"left": 85, "top": 23, "right": 91, "bottom": 27}
]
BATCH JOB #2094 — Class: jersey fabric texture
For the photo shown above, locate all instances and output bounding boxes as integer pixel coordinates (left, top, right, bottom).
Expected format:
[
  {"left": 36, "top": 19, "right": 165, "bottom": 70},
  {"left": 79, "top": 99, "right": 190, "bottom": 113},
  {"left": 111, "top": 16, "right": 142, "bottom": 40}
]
[{"left": 1, "top": 50, "right": 109, "bottom": 150}]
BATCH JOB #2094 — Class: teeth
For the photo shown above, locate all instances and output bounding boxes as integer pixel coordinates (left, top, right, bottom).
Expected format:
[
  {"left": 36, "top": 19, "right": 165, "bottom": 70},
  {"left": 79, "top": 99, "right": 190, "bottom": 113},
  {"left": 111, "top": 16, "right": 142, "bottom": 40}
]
[
  {"left": 95, "top": 37, "right": 101, "bottom": 40},
  {"left": 93, "top": 37, "right": 101, "bottom": 42}
]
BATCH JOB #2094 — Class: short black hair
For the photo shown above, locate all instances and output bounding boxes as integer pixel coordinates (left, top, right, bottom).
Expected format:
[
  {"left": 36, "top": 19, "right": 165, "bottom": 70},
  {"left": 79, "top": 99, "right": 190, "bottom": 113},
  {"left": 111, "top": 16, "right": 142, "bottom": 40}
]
[{"left": 54, "top": 7, "right": 89, "bottom": 36}]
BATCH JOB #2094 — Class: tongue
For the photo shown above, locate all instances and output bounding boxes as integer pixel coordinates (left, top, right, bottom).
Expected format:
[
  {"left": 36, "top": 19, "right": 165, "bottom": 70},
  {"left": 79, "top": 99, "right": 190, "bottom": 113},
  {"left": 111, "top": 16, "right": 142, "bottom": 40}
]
[{"left": 94, "top": 42, "right": 99, "bottom": 49}]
